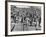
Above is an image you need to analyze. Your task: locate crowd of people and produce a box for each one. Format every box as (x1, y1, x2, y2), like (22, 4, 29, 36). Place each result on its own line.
(11, 6, 41, 31)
